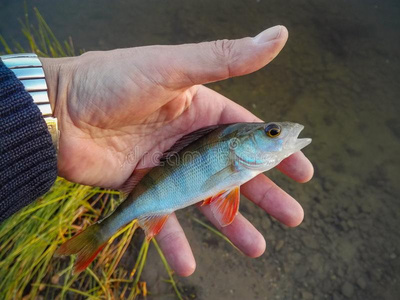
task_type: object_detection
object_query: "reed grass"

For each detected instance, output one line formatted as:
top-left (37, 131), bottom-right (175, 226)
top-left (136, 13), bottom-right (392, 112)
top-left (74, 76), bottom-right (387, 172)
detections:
top-left (0, 8), bottom-right (184, 300)
top-left (191, 217), bottom-right (241, 253)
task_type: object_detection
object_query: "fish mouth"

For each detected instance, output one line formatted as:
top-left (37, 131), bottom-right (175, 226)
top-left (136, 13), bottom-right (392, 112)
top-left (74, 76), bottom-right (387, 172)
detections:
top-left (295, 137), bottom-right (312, 150)
top-left (288, 124), bottom-right (312, 152)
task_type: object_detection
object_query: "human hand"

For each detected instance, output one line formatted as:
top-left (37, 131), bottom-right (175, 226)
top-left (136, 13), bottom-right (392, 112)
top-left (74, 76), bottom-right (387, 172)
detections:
top-left (41, 25), bottom-right (313, 276)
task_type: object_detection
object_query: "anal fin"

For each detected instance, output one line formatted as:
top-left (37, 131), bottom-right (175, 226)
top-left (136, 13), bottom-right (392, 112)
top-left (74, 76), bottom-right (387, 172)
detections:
top-left (138, 214), bottom-right (170, 240)
top-left (203, 187), bottom-right (240, 227)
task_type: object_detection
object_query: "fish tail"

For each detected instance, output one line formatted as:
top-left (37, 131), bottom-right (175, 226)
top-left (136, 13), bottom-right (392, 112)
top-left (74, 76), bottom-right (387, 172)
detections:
top-left (54, 223), bottom-right (108, 274)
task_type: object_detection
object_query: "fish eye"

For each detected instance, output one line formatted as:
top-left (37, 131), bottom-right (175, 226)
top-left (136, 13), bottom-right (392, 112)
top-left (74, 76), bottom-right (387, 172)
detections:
top-left (265, 124), bottom-right (281, 138)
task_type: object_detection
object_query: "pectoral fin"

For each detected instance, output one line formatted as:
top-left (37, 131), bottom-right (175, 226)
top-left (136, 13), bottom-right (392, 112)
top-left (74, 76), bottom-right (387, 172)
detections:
top-left (138, 214), bottom-right (170, 240)
top-left (202, 164), bottom-right (238, 192)
top-left (202, 187), bottom-right (240, 227)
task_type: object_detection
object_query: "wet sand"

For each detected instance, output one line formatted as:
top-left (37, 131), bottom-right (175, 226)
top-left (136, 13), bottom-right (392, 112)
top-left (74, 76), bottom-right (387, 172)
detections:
top-left (1, 0), bottom-right (399, 299)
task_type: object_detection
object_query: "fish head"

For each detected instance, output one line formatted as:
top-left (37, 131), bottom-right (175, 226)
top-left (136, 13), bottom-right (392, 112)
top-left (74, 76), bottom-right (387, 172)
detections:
top-left (231, 122), bottom-right (312, 170)
top-left (255, 122), bottom-right (311, 153)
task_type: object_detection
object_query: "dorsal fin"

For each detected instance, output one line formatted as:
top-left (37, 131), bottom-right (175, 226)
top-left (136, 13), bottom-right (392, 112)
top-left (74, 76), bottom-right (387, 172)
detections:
top-left (160, 125), bottom-right (220, 162)
top-left (120, 167), bottom-right (152, 197)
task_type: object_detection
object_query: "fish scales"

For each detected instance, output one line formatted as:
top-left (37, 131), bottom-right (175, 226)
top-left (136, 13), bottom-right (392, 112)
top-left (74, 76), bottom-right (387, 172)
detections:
top-left (55, 122), bottom-right (312, 273)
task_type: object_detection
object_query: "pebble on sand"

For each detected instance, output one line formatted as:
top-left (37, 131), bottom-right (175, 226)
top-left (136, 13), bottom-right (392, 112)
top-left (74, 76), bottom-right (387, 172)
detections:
top-left (301, 236), bottom-right (319, 250)
top-left (341, 282), bottom-right (354, 298)
top-left (275, 240), bottom-right (285, 252)
top-left (301, 290), bottom-right (313, 300)
top-left (356, 277), bottom-right (367, 290)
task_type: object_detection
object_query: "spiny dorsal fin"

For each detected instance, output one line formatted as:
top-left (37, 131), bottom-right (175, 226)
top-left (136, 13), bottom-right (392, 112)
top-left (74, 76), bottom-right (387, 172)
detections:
top-left (160, 125), bottom-right (220, 162)
top-left (120, 167), bottom-right (152, 197)
top-left (120, 126), bottom-right (221, 196)
top-left (202, 187), bottom-right (240, 227)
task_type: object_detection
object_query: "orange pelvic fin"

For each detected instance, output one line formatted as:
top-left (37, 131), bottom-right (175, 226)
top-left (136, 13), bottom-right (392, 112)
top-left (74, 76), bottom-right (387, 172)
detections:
top-left (120, 167), bottom-right (152, 197)
top-left (203, 187), bottom-right (240, 227)
top-left (54, 223), bottom-right (107, 274)
top-left (201, 190), bottom-right (226, 206)
top-left (138, 214), bottom-right (170, 240)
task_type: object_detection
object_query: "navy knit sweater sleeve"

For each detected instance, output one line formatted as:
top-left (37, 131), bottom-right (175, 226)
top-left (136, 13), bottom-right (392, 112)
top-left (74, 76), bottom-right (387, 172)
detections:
top-left (0, 60), bottom-right (57, 222)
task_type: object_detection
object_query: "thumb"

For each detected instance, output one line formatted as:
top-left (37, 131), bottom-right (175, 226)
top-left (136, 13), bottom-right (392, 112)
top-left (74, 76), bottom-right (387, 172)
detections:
top-left (158, 25), bottom-right (288, 88)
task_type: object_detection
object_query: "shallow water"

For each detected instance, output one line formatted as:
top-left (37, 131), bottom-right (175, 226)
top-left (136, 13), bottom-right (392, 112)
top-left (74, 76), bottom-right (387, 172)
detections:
top-left (1, 0), bottom-right (399, 299)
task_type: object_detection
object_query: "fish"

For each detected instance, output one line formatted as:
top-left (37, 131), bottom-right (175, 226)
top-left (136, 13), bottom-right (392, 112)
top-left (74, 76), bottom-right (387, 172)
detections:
top-left (54, 122), bottom-right (311, 273)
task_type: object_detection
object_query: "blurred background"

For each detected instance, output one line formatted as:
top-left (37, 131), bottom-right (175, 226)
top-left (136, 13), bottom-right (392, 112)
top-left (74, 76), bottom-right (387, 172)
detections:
top-left (1, 0), bottom-right (399, 299)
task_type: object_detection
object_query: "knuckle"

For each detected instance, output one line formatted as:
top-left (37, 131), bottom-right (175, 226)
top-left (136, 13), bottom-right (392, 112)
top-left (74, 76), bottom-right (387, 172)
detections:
top-left (259, 184), bottom-right (274, 206)
top-left (79, 50), bottom-right (100, 58)
top-left (211, 39), bottom-right (236, 60)
top-left (157, 229), bottom-right (182, 245)
top-left (210, 39), bottom-right (238, 78)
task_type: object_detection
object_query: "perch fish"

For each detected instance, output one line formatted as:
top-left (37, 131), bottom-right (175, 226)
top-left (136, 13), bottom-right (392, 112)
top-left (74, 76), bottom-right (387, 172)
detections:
top-left (55, 122), bottom-right (312, 273)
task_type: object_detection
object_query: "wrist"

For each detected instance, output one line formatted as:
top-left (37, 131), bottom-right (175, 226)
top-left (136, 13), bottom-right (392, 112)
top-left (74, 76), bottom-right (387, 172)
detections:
top-left (39, 57), bottom-right (74, 118)
top-left (1, 54), bottom-right (65, 150)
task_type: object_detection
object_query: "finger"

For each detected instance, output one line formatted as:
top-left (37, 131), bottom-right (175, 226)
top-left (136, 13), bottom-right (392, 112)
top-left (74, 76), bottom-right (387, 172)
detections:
top-left (156, 213), bottom-right (196, 277)
top-left (198, 206), bottom-right (266, 258)
top-left (241, 174), bottom-right (304, 227)
top-left (157, 25), bottom-right (288, 88)
top-left (277, 151), bottom-right (314, 183)
top-left (193, 86), bottom-right (262, 124)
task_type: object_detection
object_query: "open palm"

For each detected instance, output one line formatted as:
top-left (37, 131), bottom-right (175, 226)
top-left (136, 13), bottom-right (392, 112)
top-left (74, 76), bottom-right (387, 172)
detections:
top-left (42, 26), bottom-right (313, 276)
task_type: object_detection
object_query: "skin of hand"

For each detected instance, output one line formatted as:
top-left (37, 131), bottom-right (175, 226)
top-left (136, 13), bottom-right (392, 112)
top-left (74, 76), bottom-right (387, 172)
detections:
top-left (40, 25), bottom-right (313, 276)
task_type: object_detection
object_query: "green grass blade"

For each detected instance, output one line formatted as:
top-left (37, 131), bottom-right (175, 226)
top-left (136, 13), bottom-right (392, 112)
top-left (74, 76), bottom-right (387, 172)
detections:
top-left (192, 216), bottom-right (242, 253)
top-left (152, 239), bottom-right (183, 300)
top-left (0, 35), bottom-right (13, 54)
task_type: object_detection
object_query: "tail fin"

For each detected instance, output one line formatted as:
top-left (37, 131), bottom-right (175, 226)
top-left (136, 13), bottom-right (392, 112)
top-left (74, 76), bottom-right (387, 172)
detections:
top-left (54, 223), bottom-right (108, 274)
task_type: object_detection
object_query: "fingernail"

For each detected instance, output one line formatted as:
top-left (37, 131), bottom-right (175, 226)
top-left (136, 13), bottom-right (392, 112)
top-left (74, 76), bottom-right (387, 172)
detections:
top-left (253, 25), bottom-right (283, 44)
